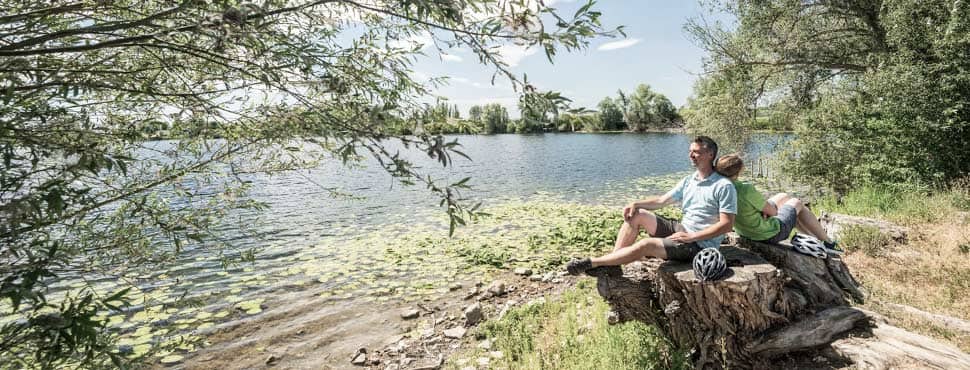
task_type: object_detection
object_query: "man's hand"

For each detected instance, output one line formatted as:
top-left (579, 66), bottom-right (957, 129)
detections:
top-left (668, 231), bottom-right (695, 243)
top-left (623, 203), bottom-right (638, 220)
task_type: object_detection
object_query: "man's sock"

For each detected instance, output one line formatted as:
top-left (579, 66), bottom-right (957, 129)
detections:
top-left (566, 258), bottom-right (593, 276)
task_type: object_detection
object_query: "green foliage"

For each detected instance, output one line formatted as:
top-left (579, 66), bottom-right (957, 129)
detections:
top-left (812, 185), bottom-right (967, 224)
top-left (623, 84), bottom-right (680, 131)
top-left (688, 0), bottom-right (970, 191)
top-left (527, 210), bottom-right (622, 269)
top-left (0, 0), bottom-right (621, 365)
top-left (462, 279), bottom-right (689, 370)
top-left (596, 97), bottom-right (625, 131)
top-left (839, 225), bottom-right (894, 258)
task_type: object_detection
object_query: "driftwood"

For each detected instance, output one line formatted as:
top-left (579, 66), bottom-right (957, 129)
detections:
top-left (588, 237), bottom-right (970, 369)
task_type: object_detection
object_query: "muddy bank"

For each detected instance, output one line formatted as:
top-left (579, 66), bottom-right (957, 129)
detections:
top-left (180, 269), bottom-right (575, 369)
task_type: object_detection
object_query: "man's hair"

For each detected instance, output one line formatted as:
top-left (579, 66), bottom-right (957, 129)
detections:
top-left (715, 154), bottom-right (744, 178)
top-left (693, 136), bottom-right (718, 158)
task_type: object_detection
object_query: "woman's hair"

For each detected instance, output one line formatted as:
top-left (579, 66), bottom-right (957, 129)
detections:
top-left (715, 154), bottom-right (744, 178)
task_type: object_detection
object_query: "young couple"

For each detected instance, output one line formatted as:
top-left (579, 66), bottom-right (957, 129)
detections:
top-left (566, 136), bottom-right (838, 276)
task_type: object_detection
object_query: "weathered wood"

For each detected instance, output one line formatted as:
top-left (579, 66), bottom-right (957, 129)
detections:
top-left (590, 239), bottom-right (869, 369)
top-left (831, 321), bottom-right (970, 369)
top-left (748, 307), bottom-right (868, 357)
top-left (880, 301), bottom-right (970, 335)
top-left (819, 212), bottom-right (909, 243)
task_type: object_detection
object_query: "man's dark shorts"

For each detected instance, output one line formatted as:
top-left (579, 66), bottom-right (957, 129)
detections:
top-left (653, 215), bottom-right (703, 262)
top-left (763, 201), bottom-right (798, 244)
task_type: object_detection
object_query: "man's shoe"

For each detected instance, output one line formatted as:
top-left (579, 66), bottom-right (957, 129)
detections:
top-left (566, 258), bottom-right (593, 276)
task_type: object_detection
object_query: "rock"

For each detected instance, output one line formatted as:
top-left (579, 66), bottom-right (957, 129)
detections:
top-left (487, 281), bottom-right (506, 296)
top-left (529, 275), bottom-right (543, 282)
top-left (514, 268), bottom-right (533, 276)
top-left (296, 329), bottom-right (305, 335)
top-left (463, 287), bottom-right (479, 300)
top-left (351, 352), bottom-right (366, 366)
top-left (489, 351), bottom-right (504, 359)
top-left (477, 339), bottom-right (493, 350)
top-left (401, 308), bottom-right (420, 320)
top-left (444, 327), bottom-right (467, 339)
top-left (449, 283), bottom-right (463, 291)
top-left (265, 355), bottom-right (279, 365)
top-left (400, 357), bottom-right (414, 366)
top-left (463, 303), bottom-right (483, 326)
top-left (385, 365), bottom-right (400, 370)
top-left (421, 328), bottom-right (435, 339)
top-left (551, 278), bottom-right (563, 284)
top-left (542, 271), bottom-right (556, 282)
top-left (477, 357), bottom-right (490, 367)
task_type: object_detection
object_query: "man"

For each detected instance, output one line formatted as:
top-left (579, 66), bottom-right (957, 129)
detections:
top-left (566, 136), bottom-right (737, 275)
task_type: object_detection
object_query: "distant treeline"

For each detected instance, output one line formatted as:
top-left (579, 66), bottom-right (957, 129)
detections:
top-left (399, 84), bottom-right (683, 135)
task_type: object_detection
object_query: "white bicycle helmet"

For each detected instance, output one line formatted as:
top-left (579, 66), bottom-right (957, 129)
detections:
top-left (692, 248), bottom-right (727, 281)
top-left (791, 234), bottom-right (828, 259)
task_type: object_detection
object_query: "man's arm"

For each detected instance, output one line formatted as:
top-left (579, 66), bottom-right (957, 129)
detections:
top-left (623, 194), bottom-right (676, 220)
top-left (669, 212), bottom-right (735, 243)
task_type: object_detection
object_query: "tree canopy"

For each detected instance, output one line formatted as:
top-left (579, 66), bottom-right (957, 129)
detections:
top-left (685, 0), bottom-right (970, 192)
top-left (0, 0), bottom-right (619, 366)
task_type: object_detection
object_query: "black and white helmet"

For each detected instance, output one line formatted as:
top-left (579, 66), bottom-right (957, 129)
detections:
top-left (692, 248), bottom-right (727, 282)
top-left (791, 234), bottom-right (828, 259)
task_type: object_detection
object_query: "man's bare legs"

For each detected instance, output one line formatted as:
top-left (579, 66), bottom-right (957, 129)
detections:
top-left (614, 209), bottom-right (659, 251)
top-left (594, 238), bottom-right (667, 267)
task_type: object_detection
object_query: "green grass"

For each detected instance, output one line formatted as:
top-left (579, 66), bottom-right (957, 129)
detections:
top-left (813, 184), bottom-right (970, 224)
top-left (838, 225), bottom-right (895, 257)
top-left (447, 279), bottom-right (690, 370)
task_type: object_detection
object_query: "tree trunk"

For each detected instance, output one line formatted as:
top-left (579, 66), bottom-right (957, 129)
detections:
top-left (588, 237), bottom-right (969, 369)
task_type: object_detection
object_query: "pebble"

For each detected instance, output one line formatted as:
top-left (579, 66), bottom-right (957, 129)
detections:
top-left (351, 352), bottom-right (366, 365)
top-left (477, 339), bottom-right (493, 350)
top-left (265, 355), bottom-right (279, 365)
top-left (400, 308), bottom-right (420, 320)
top-left (513, 267), bottom-right (533, 276)
top-left (542, 272), bottom-right (556, 282)
top-left (463, 303), bottom-right (483, 326)
top-left (529, 275), bottom-right (543, 282)
top-left (487, 281), bottom-right (506, 296)
top-left (443, 327), bottom-right (467, 339)
top-left (449, 283), bottom-right (463, 291)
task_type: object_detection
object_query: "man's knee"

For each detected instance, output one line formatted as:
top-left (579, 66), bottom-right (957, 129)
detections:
top-left (627, 209), bottom-right (657, 229)
top-left (632, 238), bottom-right (664, 257)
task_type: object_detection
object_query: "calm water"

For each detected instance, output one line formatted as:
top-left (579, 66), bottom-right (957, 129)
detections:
top-left (146, 133), bottom-right (790, 299)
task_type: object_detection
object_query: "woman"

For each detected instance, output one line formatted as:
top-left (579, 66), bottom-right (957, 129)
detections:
top-left (714, 154), bottom-right (841, 253)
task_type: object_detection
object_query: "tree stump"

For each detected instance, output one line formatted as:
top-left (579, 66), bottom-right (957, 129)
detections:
top-left (587, 237), bottom-right (969, 369)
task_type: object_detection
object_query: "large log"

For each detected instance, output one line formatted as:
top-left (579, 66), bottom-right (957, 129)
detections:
top-left (588, 239), bottom-right (870, 369)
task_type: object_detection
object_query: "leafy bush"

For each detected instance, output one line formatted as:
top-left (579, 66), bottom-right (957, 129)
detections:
top-left (839, 225), bottom-right (895, 257)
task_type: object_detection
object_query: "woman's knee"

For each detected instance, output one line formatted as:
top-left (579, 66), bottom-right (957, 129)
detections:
top-left (769, 192), bottom-right (790, 204)
top-left (784, 197), bottom-right (804, 212)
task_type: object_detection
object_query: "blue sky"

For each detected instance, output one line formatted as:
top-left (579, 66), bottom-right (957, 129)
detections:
top-left (409, 1), bottom-right (732, 118)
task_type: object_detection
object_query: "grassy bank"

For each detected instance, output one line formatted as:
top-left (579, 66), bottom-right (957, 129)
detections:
top-left (446, 279), bottom-right (690, 370)
top-left (812, 185), bottom-right (970, 351)
top-left (444, 185), bottom-right (970, 369)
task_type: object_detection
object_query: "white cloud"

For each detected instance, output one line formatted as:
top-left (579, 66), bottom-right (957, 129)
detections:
top-left (597, 38), bottom-right (641, 51)
top-left (451, 77), bottom-right (471, 84)
top-left (441, 54), bottom-right (463, 62)
top-left (496, 44), bottom-right (536, 67)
